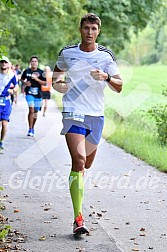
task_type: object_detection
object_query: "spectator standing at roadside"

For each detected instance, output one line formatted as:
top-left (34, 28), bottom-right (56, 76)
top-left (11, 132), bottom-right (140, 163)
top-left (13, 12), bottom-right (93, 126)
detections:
top-left (41, 65), bottom-right (52, 117)
top-left (0, 56), bottom-right (18, 149)
top-left (52, 13), bottom-right (123, 236)
top-left (21, 56), bottom-right (46, 137)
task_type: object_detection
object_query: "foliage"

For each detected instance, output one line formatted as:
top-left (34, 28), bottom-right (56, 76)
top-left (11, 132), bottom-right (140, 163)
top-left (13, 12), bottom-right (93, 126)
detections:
top-left (0, 0), bottom-right (164, 65)
top-left (0, 0), bottom-right (87, 65)
top-left (0, 185), bottom-right (11, 242)
top-left (1, 0), bottom-right (17, 8)
top-left (118, 1), bottom-right (167, 65)
top-left (0, 0), bottom-right (17, 56)
top-left (84, 0), bottom-right (162, 52)
top-left (0, 226), bottom-right (11, 241)
top-left (141, 51), bottom-right (159, 65)
top-left (147, 86), bottom-right (167, 145)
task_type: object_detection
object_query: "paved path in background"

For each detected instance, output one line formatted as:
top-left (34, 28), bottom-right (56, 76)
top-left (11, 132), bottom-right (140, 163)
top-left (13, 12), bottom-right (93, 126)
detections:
top-left (0, 95), bottom-right (167, 252)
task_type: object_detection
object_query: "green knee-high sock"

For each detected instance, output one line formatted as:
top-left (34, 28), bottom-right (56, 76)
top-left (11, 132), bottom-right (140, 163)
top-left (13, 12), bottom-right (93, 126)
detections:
top-left (69, 171), bottom-right (84, 219)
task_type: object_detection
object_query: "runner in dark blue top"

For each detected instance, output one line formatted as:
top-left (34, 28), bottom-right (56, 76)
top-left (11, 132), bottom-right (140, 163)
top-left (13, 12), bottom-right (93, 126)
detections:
top-left (21, 56), bottom-right (46, 137)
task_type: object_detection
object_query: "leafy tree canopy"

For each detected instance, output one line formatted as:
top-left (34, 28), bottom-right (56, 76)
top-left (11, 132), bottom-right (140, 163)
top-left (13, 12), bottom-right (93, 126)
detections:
top-left (0, 0), bottom-right (164, 66)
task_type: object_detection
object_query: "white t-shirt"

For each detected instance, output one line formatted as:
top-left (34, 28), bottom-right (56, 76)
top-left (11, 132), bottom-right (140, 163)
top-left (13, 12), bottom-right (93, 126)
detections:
top-left (0, 71), bottom-right (16, 96)
top-left (56, 43), bottom-right (119, 116)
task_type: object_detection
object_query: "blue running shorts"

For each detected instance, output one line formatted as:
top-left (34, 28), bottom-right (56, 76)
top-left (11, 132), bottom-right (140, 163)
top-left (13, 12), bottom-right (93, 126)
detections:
top-left (61, 114), bottom-right (104, 144)
top-left (0, 99), bottom-right (12, 122)
top-left (26, 95), bottom-right (42, 111)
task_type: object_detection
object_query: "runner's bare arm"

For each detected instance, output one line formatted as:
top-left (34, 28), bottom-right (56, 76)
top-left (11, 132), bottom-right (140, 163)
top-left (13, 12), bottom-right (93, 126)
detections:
top-left (8, 84), bottom-right (19, 94)
top-left (52, 65), bottom-right (68, 93)
top-left (90, 70), bottom-right (122, 93)
top-left (106, 74), bottom-right (123, 93)
top-left (20, 78), bottom-right (31, 87)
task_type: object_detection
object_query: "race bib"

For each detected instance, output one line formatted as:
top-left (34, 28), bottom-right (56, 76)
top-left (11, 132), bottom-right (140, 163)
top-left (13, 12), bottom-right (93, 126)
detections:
top-left (63, 112), bottom-right (85, 122)
top-left (28, 87), bottom-right (38, 95)
top-left (0, 97), bottom-right (6, 106)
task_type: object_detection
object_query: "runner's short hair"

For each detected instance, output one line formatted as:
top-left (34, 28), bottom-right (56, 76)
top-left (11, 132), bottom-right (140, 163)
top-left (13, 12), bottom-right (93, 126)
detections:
top-left (29, 55), bottom-right (39, 62)
top-left (80, 13), bottom-right (101, 28)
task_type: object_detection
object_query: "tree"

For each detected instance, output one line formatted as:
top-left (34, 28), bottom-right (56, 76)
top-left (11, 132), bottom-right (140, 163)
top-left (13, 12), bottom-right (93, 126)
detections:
top-left (0, 0), bottom-right (164, 65)
top-left (84, 0), bottom-right (162, 52)
top-left (0, 0), bottom-right (18, 56)
top-left (0, 0), bottom-right (87, 65)
top-left (118, 1), bottom-right (167, 65)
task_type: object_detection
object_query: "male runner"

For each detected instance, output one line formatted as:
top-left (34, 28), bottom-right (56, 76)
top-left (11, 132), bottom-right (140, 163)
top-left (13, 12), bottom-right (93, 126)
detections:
top-left (52, 13), bottom-right (123, 236)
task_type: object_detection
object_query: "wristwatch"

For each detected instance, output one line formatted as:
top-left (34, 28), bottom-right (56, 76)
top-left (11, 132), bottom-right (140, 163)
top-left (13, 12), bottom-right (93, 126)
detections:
top-left (106, 73), bottom-right (111, 82)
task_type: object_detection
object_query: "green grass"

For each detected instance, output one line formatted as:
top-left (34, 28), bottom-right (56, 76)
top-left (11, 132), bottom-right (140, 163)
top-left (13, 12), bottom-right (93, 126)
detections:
top-left (120, 64), bottom-right (167, 94)
top-left (103, 121), bottom-right (167, 172)
top-left (103, 64), bottom-right (167, 172)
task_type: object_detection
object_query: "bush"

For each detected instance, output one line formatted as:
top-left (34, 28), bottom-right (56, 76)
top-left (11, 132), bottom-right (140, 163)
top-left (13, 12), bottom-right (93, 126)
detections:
top-left (141, 52), bottom-right (159, 65)
top-left (147, 87), bottom-right (167, 145)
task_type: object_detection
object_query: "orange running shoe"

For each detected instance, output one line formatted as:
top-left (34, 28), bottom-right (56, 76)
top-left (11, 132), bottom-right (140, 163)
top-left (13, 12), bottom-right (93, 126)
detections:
top-left (73, 213), bottom-right (89, 236)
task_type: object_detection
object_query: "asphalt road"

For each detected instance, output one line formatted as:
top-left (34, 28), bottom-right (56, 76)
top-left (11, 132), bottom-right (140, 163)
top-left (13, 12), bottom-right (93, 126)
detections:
top-left (0, 95), bottom-right (167, 252)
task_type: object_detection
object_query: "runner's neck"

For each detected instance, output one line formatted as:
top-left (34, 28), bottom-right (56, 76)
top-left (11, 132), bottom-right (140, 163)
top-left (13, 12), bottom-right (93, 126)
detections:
top-left (79, 42), bottom-right (97, 52)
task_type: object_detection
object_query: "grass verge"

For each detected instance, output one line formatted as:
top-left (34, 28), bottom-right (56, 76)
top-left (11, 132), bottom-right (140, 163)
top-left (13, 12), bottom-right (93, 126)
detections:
top-left (103, 116), bottom-right (167, 172)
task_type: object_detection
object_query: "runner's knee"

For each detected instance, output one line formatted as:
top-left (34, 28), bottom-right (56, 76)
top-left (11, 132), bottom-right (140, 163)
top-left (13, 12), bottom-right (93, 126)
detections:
top-left (29, 107), bottom-right (34, 113)
top-left (72, 156), bottom-right (86, 172)
top-left (2, 121), bottom-right (8, 128)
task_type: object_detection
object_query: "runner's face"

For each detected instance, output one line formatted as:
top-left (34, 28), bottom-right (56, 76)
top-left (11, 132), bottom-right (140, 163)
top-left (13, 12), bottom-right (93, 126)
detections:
top-left (0, 61), bottom-right (8, 70)
top-left (80, 21), bottom-right (100, 44)
top-left (30, 58), bottom-right (38, 69)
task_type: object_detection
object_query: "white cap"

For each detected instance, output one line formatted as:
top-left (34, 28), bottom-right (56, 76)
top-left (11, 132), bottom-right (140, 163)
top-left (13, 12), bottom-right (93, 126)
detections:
top-left (0, 55), bottom-right (10, 63)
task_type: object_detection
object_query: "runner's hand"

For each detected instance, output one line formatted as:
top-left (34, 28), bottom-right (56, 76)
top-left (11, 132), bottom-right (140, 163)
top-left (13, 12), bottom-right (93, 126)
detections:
top-left (31, 74), bottom-right (38, 81)
top-left (25, 81), bottom-right (31, 87)
top-left (53, 80), bottom-right (68, 93)
top-left (7, 89), bottom-right (14, 95)
top-left (90, 69), bottom-right (107, 81)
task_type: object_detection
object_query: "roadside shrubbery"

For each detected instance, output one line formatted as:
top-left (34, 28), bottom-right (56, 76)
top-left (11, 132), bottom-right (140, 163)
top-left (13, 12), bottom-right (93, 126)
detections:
top-left (147, 86), bottom-right (167, 145)
top-left (0, 187), bottom-right (11, 243)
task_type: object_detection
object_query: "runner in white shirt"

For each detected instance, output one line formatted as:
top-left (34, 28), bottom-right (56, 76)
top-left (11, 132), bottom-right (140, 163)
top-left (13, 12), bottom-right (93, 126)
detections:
top-left (52, 13), bottom-right (123, 237)
top-left (0, 56), bottom-right (18, 150)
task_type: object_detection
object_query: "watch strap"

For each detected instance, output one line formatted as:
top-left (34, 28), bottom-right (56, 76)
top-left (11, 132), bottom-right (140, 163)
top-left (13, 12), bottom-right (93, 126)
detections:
top-left (106, 73), bottom-right (111, 82)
